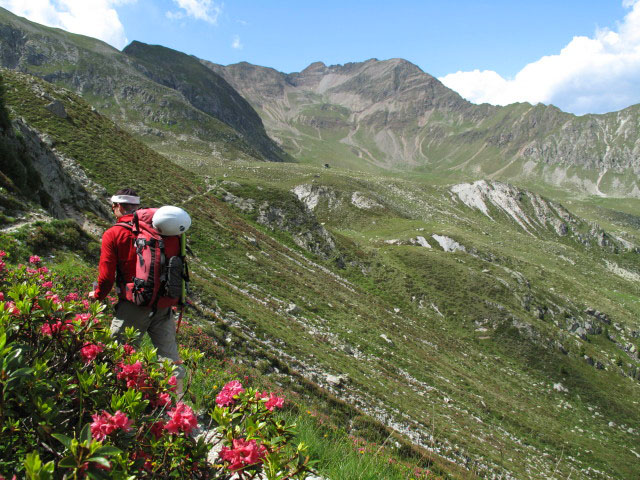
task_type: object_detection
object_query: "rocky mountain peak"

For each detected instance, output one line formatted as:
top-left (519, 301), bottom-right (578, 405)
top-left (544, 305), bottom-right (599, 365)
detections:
top-left (301, 61), bottom-right (327, 73)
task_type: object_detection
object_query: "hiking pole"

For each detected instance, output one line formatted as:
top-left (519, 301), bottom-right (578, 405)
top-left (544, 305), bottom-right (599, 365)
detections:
top-left (176, 233), bottom-right (186, 333)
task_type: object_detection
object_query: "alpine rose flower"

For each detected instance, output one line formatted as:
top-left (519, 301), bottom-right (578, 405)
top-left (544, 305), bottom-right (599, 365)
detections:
top-left (80, 343), bottom-right (104, 364)
top-left (65, 292), bottom-right (80, 302)
top-left (116, 361), bottom-right (148, 389)
top-left (220, 438), bottom-right (267, 471)
top-left (164, 402), bottom-right (198, 435)
top-left (216, 380), bottom-right (245, 407)
top-left (29, 255), bottom-right (41, 264)
top-left (264, 393), bottom-right (285, 411)
top-left (40, 320), bottom-right (74, 336)
top-left (122, 344), bottom-right (136, 356)
top-left (90, 410), bottom-right (132, 441)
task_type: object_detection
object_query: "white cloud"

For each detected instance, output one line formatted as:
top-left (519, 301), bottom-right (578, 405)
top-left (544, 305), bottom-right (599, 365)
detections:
top-left (0, 0), bottom-right (133, 50)
top-left (167, 0), bottom-right (222, 25)
top-left (439, 1), bottom-right (640, 114)
top-left (231, 34), bottom-right (242, 50)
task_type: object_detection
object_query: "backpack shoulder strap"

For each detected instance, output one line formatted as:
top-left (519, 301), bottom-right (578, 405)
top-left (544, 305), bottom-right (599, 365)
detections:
top-left (115, 221), bottom-right (133, 231)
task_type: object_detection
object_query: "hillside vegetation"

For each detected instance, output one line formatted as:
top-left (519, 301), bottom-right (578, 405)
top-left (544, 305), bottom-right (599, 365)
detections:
top-left (0, 7), bottom-right (290, 164)
top-left (1, 68), bottom-right (639, 480)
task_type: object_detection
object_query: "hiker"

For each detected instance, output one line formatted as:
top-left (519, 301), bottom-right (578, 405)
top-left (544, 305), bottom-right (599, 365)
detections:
top-left (88, 188), bottom-right (185, 395)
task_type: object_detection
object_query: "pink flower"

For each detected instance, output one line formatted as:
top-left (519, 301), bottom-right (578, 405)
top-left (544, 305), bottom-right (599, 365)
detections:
top-left (65, 292), bottom-right (80, 302)
top-left (116, 361), bottom-right (148, 389)
top-left (167, 375), bottom-right (177, 392)
top-left (0, 292), bottom-right (4, 301)
top-left (90, 410), bottom-right (132, 441)
top-left (41, 319), bottom-right (74, 336)
top-left (123, 344), bottom-right (136, 356)
top-left (91, 412), bottom-right (117, 441)
top-left (29, 255), bottom-right (41, 264)
top-left (164, 402), bottom-right (198, 435)
top-left (4, 301), bottom-right (19, 316)
top-left (38, 266), bottom-right (49, 274)
top-left (74, 313), bottom-right (92, 325)
top-left (81, 299), bottom-right (90, 310)
top-left (0, 250), bottom-right (6, 258)
top-left (0, 260), bottom-right (5, 273)
top-left (153, 392), bottom-right (171, 408)
top-left (26, 268), bottom-right (38, 275)
top-left (80, 343), bottom-right (104, 364)
top-left (264, 393), bottom-right (285, 411)
top-left (215, 380), bottom-right (245, 407)
top-left (219, 438), bottom-right (267, 471)
top-left (42, 281), bottom-right (53, 289)
top-left (111, 410), bottom-right (133, 431)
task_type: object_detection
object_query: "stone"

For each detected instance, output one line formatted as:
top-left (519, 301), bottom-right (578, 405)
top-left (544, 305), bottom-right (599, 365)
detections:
top-left (575, 327), bottom-right (588, 340)
top-left (285, 303), bottom-right (300, 315)
top-left (380, 334), bottom-right (394, 345)
top-left (326, 374), bottom-right (346, 387)
top-left (553, 383), bottom-right (568, 393)
top-left (244, 235), bottom-right (258, 246)
top-left (414, 236), bottom-right (431, 248)
top-left (45, 100), bottom-right (67, 119)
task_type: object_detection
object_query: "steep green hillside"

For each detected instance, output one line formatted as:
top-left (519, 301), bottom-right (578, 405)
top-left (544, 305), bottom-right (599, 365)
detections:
top-left (2, 69), bottom-right (639, 480)
top-left (0, 7), bottom-right (289, 164)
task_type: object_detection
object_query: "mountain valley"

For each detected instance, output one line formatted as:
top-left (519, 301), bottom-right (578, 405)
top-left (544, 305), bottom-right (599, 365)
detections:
top-left (1, 8), bottom-right (639, 480)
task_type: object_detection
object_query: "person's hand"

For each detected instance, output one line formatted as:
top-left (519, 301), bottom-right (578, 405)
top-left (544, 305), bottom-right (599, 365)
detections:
top-left (88, 290), bottom-right (97, 300)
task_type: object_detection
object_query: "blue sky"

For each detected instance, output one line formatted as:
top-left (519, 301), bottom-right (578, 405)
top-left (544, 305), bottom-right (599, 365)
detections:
top-left (115, 1), bottom-right (626, 77)
top-left (2, 1), bottom-right (639, 114)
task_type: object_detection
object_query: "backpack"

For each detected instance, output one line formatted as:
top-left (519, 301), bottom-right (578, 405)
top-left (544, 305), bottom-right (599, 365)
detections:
top-left (116, 207), bottom-right (189, 310)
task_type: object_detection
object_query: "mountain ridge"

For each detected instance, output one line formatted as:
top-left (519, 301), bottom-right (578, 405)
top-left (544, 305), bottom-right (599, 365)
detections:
top-left (204, 58), bottom-right (640, 196)
top-left (0, 7), bottom-right (290, 163)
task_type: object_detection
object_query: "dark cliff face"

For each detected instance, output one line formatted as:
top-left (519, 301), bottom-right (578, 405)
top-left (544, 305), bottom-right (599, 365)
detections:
top-left (0, 8), bottom-right (290, 163)
top-left (122, 41), bottom-right (289, 162)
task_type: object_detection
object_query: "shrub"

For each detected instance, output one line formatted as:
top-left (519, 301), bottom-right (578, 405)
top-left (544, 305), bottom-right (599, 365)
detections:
top-left (0, 251), bottom-right (312, 479)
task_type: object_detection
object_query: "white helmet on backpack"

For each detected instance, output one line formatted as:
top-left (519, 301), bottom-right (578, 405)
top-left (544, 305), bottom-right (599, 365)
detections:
top-left (152, 206), bottom-right (191, 236)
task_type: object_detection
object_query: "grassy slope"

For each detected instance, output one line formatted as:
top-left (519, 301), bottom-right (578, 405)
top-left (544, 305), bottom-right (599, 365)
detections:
top-left (3, 69), bottom-right (639, 479)
top-left (0, 8), bottom-right (273, 164)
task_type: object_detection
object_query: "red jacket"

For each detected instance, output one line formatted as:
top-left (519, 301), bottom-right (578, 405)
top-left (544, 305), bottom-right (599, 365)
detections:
top-left (94, 214), bottom-right (137, 301)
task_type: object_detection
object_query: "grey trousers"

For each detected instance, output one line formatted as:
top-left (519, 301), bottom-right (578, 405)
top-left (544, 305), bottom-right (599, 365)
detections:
top-left (110, 301), bottom-right (185, 379)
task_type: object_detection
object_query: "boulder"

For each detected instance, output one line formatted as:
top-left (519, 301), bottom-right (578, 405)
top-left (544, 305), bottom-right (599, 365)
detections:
top-left (285, 303), bottom-right (300, 315)
top-left (45, 100), bottom-right (67, 119)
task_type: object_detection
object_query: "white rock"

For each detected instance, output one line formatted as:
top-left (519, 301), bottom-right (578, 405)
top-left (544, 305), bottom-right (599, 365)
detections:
top-left (351, 191), bottom-right (383, 210)
top-left (431, 234), bottom-right (466, 253)
top-left (553, 383), bottom-right (568, 393)
top-left (414, 236), bottom-right (431, 248)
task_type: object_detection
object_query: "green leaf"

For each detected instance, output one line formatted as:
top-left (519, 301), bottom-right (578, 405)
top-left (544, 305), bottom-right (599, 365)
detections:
top-left (87, 456), bottom-right (111, 468)
top-left (93, 445), bottom-right (122, 457)
top-left (58, 455), bottom-right (77, 468)
top-left (10, 367), bottom-right (33, 378)
top-left (80, 423), bottom-right (92, 443)
top-left (24, 451), bottom-right (42, 475)
top-left (52, 433), bottom-right (73, 449)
